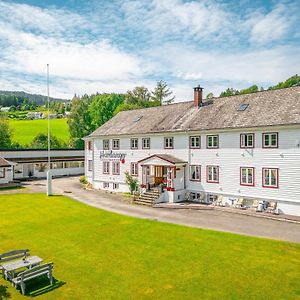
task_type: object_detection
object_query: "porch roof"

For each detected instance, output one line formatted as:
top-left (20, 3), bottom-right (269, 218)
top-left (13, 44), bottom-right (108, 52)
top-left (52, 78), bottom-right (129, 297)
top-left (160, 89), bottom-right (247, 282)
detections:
top-left (0, 157), bottom-right (12, 167)
top-left (138, 154), bottom-right (187, 166)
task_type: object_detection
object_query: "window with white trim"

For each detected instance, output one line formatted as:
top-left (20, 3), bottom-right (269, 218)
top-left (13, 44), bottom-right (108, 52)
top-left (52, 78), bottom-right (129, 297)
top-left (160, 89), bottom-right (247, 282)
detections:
top-left (240, 133), bottom-right (254, 148)
top-left (103, 162), bottom-right (109, 174)
top-left (131, 138), bottom-right (138, 149)
top-left (88, 160), bottom-right (93, 171)
top-left (0, 168), bottom-right (5, 178)
top-left (240, 167), bottom-right (254, 186)
top-left (207, 135), bottom-right (219, 148)
top-left (87, 141), bottom-right (92, 150)
top-left (113, 183), bottom-right (119, 190)
top-left (142, 138), bottom-right (150, 149)
top-left (190, 165), bottom-right (201, 181)
top-left (103, 139), bottom-right (110, 150)
top-left (112, 162), bottom-right (120, 175)
top-left (263, 133), bottom-right (278, 148)
top-left (207, 166), bottom-right (219, 183)
top-left (131, 163), bottom-right (138, 176)
top-left (112, 139), bottom-right (119, 150)
top-left (103, 182), bottom-right (109, 188)
top-left (263, 168), bottom-right (278, 188)
top-left (164, 137), bottom-right (174, 149)
top-left (190, 136), bottom-right (201, 149)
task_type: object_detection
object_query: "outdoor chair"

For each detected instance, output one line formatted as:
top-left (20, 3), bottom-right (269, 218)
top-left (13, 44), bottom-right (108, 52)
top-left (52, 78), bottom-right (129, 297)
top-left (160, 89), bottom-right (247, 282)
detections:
top-left (184, 192), bottom-right (192, 201)
top-left (235, 198), bottom-right (245, 209)
top-left (266, 201), bottom-right (278, 214)
top-left (251, 199), bottom-right (259, 210)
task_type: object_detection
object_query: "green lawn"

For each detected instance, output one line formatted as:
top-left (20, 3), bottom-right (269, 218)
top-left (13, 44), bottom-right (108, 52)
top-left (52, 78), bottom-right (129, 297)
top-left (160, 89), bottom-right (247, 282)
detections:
top-left (0, 193), bottom-right (299, 300)
top-left (9, 119), bottom-right (70, 146)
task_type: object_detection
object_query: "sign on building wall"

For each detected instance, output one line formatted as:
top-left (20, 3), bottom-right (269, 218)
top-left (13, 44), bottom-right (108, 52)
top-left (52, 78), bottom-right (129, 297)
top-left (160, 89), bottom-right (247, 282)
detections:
top-left (99, 151), bottom-right (127, 163)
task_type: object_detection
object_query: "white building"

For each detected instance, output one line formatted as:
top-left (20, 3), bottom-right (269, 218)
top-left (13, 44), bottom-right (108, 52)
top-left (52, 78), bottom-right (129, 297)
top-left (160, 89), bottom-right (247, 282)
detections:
top-left (0, 107), bottom-right (11, 113)
top-left (0, 149), bottom-right (84, 179)
top-left (27, 112), bottom-right (45, 119)
top-left (0, 157), bottom-right (13, 185)
top-left (84, 85), bottom-right (300, 216)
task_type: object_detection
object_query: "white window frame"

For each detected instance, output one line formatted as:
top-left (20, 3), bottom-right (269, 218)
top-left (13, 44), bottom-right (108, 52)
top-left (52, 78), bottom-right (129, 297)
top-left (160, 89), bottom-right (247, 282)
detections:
top-left (207, 165), bottom-right (219, 183)
top-left (164, 137), bottom-right (174, 149)
top-left (262, 168), bottom-right (279, 188)
top-left (103, 182), bottom-right (109, 188)
top-left (112, 162), bottom-right (120, 175)
top-left (240, 133), bottom-right (254, 148)
top-left (88, 160), bottom-right (93, 171)
top-left (207, 135), bottom-right (219, 149)
top-left (190, 136), bottom-right (201, 149)
top-left (131, 138), bottom-right (138, 150)
top-left (103, 139), bottom-right (110, 150)
top-left (131, 163), bottom-right (138, 176)
top-left (190, 165), bottom-right (201, 181)
top-left (112, 139), bottom-right (120, 150)
top-left (240, 167), bottom-right (254, 186)
top-left (103, 162), bottom-right (110, 174)
top-left (263, 133), bottom-right (278, 148)
top-left (113, 183), bottom-right (119, 190)
top-left (142, 138), bottom-right (150, 149)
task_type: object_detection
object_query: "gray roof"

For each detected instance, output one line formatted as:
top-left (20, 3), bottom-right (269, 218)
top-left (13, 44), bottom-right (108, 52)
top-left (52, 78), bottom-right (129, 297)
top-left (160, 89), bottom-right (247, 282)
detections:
top-left (0, 157), bottom-right (12, 167)
top-left (138, 154), bottom-right (187, 165)
top-left (89, 86), bottom-right (300, 137)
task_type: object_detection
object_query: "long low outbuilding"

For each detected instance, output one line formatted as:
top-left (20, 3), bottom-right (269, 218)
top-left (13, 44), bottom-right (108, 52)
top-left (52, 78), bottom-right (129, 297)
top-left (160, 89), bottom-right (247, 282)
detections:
top-left (0, 149), bottom-right (84, 181)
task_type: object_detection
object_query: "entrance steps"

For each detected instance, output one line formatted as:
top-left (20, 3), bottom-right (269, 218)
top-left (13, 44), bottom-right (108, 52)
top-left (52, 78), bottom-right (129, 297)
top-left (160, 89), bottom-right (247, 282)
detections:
top-left (134, 190), bottom-right (160, 206)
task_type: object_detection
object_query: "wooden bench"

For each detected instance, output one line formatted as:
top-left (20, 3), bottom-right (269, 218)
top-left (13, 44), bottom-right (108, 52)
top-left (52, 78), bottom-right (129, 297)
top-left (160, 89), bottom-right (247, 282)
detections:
top-left (0, 249), bottom-right (29, 279)
top-left (12, 262), bottom-right (53, 295)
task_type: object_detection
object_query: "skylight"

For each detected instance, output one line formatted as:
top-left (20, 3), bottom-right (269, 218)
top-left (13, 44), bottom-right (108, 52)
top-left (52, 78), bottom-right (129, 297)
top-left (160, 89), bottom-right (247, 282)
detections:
top-left (238, 103), bottom-right (248, 111)
top-left (133, 116), bottom-right (143, 122)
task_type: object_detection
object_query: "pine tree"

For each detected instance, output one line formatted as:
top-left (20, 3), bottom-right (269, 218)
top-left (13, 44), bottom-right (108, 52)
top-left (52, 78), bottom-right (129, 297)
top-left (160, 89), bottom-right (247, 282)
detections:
top-left (151, 81), bottom-right (175, 105)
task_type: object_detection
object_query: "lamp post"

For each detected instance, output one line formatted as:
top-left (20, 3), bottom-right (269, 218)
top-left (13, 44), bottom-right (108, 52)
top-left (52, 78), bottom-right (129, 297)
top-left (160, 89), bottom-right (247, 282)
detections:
top-left (46, 63), bottom-right (52, 196)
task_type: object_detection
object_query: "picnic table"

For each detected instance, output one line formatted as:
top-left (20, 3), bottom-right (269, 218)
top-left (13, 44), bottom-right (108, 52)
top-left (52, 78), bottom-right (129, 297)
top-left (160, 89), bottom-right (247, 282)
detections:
top-left (1, 256), bottom-right (43, 280)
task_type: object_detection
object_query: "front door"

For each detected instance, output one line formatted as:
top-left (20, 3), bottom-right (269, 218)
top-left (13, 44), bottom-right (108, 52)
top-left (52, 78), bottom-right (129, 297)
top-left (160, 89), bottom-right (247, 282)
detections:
top-left (154, 166), bottom-right (164, 185)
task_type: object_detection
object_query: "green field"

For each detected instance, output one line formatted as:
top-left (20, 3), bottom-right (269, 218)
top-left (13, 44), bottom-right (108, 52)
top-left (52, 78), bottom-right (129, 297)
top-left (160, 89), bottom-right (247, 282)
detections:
top-left (9, 119), bottom-right (70, 146)
top-left (0, 193), bottom-right (299, 299)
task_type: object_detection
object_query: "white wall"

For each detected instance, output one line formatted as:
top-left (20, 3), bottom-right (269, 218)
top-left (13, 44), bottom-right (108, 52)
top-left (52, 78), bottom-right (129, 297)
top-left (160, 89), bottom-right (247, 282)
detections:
top-left (85, 125), bottom-right (300, 215)
top-left (0, 167), bottom-right (13, 185)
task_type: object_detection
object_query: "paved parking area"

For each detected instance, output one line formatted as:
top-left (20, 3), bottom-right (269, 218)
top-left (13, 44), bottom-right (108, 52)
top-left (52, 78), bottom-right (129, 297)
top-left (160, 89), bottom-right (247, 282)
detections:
top-left (17, 176), bottom-right (300, 243)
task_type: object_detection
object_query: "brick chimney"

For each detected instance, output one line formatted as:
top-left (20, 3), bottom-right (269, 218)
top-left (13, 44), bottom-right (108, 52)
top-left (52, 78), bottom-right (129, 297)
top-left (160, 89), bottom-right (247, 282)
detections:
top-left (194, 85), bottom-right (203, 107)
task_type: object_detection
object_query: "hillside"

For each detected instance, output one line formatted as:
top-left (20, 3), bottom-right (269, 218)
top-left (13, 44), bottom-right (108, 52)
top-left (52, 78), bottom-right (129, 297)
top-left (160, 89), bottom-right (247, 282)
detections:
top-left (0, 90), bottom-right (69, 107)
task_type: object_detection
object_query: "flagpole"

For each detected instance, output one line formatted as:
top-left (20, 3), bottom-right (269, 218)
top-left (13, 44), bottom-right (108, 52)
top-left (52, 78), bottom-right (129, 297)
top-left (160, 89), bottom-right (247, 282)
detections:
top-left (47, 63), bottom-right (52, 196)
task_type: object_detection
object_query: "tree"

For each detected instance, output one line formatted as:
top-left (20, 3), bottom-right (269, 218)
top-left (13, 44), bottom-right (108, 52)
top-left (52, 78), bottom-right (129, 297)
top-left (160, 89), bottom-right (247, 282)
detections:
top-left (0, 117), bottom-right (12, 149)
top-left (219, 88), bottom-right (238, 97)
top-left (68, 96), bottom-right (92, 149)
top-left (206, 92), bottom-right (214, 99)
top-left (125, 171), bottom-right (139, 194)
top-left (151, 80), bottom-right (175, 105)
top-left (30, 133), bottom-right (64, 149)
top-left (125, 86), bottom-right (151, 104)
top-left (89, 94), bottom-right (124, 129)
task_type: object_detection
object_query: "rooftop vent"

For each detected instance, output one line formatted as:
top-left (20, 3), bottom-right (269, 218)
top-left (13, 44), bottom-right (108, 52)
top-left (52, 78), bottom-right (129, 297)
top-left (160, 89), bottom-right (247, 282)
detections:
top-left (238, 103), bottom-right (248, 111)
top-left (133, 116), bottom-right (143, 122)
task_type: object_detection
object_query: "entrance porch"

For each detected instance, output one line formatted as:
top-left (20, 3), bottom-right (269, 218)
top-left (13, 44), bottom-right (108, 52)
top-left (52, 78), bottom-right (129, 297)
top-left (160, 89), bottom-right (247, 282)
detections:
top-left (138, 154), bottom-right (187, 203)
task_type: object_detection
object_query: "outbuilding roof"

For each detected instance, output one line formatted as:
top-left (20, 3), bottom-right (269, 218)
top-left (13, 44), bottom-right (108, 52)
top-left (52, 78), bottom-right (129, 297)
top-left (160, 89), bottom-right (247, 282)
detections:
top-left (89, 86), bottom-right (300, 137)
top-left (0, 157), bottom-right (12, 167)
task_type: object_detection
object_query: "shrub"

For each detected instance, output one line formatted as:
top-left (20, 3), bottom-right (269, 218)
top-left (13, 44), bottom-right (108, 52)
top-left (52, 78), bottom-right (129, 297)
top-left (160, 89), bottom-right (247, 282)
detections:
top-left (125, 171), bottom-right (139, 194)
top-left (79, 175), bottom-right (88, 184)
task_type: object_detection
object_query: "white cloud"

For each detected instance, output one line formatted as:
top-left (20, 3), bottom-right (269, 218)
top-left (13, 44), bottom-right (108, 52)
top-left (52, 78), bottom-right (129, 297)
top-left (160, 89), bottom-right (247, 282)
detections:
top-left (249, 4), bottom-right (296, 44)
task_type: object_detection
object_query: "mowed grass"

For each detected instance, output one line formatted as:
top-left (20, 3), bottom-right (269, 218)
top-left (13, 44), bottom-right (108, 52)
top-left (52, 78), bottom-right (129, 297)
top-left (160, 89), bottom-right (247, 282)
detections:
top-left (0, 194), bottom-right (300, 300)
top-left (9, 119), bottom-right (70, 145)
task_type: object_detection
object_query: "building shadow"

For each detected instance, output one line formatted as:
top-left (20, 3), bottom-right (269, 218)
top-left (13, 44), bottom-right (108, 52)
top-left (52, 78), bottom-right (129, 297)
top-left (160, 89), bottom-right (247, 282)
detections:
top-left (19, 277), bottom-right (66, 297)
top-left (0, 284), bottom-right (11, 300)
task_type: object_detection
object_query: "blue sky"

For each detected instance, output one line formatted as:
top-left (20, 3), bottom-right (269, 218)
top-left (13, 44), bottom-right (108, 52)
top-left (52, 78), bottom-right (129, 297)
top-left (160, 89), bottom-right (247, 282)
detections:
top-left (0, 0), bottom-right (299, 100)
